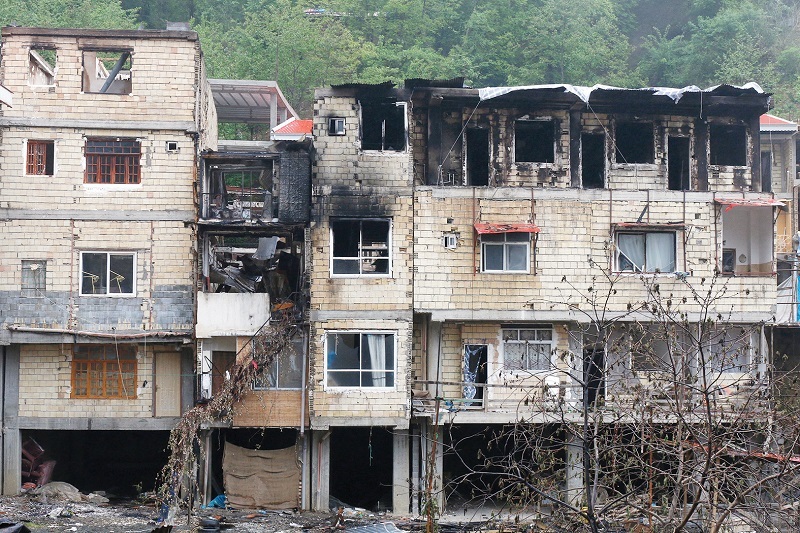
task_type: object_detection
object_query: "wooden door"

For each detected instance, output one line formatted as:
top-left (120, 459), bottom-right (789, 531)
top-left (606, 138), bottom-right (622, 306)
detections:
top-left (155, 352), bottom-right (181, 417)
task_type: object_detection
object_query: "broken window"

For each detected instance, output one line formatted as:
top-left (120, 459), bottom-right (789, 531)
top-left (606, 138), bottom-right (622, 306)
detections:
top-left (80, 252), bottom-right (135, 295)
top-left (328, 117), bottom-right (345, 136)
top-left (82, 50), bottom-right (132, 94)
top-left (326, 332), bottom-right (395, 387)
top-left (21, 260), bottom-right (46, 297)
top-left (253, 333), bottom-right (304, 390)
top-left (719, 203), bottom-right (773, 274)
top-left (668, 136), bottom-right (691, 190)
top-left (72, 344), bottom-right (137, 399)
top-left (616, 231), bottom-right (676, 273)
top-left (206, 161), bottom-right (274, 220)
top-left (29, 47), bottom-right (56, 86)
top-left (26, 140), bottom-right (54, 176)
top-left (463, 344), bottom-right (488, 405)
top-left (703, 327), bottom-right (751, 373)
top-left (331, 219), bottom-right (391, 276)
top-left (582, 133), bottom-right (605, 188)
top-left (85, 138), bottom-right (141, 184)
top-left (515, 120), bottom-right (555, 163)
top-left (710, 124), bottom-right (747, 166)
top-left (502, 327), bottom-right (552, 371)
top-left (615, 122), bottom-right (654, 164)
top-left (360, 101), bottom-right (406, 151)
top-left (481, 232), bottom-right (530, 273)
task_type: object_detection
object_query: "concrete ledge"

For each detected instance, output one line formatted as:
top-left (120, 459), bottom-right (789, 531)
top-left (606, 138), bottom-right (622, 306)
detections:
top-left (17, 416), bottom-right (182, 431)
top-left (0, 209), bottom-right (195, 222)
top-left (311, 310), bottom-right (413, 321)
top-left (310, 416), bottom-right (409, 430)
top-left (0, 117), bottom-right (196, 131)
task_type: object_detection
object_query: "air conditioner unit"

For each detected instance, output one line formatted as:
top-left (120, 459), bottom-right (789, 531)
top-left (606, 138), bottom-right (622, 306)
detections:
top-left (165, 141), bottom-right (179, 153)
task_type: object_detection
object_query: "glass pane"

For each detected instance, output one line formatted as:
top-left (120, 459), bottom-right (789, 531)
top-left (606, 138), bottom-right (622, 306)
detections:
top-left (528, 344), bottom-right (550, 370)
top-left (82, 253), bottom-right (107, 294)
top-left (504, 343), bottom-right (526, 370)
top-left (645, 233), bottom-right (676, 273)
top-left (506, 243), bottom-right (528, 271)
top-left (368, 371), bottom-right (394, 387)
top-left (483, 244), bottom-right (504, 271)
top-left (331, 220), bottom-right (359, 257)
top-left (333, 259), bottom-right (361, 274)
top-left (502, 330), bottom-right (518, 341)
top-left (277, 339), bottom-right (303, 389)
top-left (618, 234), bottom-right (645, 271)
top-left (327, 334), bottom-right (359, 370)
top-left (537, 329), bottom-right (553, 341)
top-left (361, 220), bottom-right (389, 248)
top-left (519, 330), bottom-right (537, 341)
top-left (327, 371), bottom-right (360, 387)
top-left (369, 258), bottom-right (390, 274)
top-left (506, 232), bottom-right (530, 242)
top-left (481, 233), bottom-right (504, 243)
top-left (109, 254), bottom-right (134, 293)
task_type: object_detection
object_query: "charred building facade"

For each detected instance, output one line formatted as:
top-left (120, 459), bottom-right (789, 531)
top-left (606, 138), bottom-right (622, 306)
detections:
top-left (310, 81), bottom-right (784, 513)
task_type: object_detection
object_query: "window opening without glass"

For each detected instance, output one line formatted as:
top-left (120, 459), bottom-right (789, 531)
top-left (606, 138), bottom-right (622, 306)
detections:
top-left (710, 124), bottom-right (747, 166)
top-left (82, 50), bottom-right (131, 94)
top-left (331, 219), bottom-right (390, 275)
top-left (515, 120), bottom-right (555, 163)
top-left (29, 47), bottom-right (56, 85)
top-left (615, 122), bottom-right (654, 164)
top-left (360, 101), bottom-right (406, 150)
top-left (326, 332), bottom-right (395, 387)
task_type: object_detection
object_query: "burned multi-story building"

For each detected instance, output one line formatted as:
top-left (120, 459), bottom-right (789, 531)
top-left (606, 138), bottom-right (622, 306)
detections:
top-left (0, 26), bottom-right (216, 494)
top-left (309, 81), bottom-right (782, 513)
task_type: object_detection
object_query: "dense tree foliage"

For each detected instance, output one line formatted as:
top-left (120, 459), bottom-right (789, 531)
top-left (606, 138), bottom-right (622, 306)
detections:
top-left (3, 0), bottom-right (800, 117)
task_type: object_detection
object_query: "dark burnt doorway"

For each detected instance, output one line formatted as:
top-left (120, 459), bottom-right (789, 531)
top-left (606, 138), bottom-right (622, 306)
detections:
top-left (582, 133), bottom-right (605, 188)
top-left (584, 347), bottom-right (605, 406)
top-left (668, 137), bottom-right (691, 190)
top-left (329, 427), bottom-right (393, 511)
top-left (466, 128), bottom-right (490, 186)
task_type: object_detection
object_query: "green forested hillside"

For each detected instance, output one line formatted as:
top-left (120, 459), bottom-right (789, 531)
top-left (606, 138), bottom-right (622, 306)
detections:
top-left (2, 0), bottom-right (799, 118)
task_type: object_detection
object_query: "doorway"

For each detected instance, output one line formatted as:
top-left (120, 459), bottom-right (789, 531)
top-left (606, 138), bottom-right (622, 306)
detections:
top-left (668, 137), bottom-right (691, 190)
top-left (583, 347), bottom-right (605, 406)
top-left (463, 345), bottom-right (488, 406)
top-left (582, 133), bottom-right (605, 188)
top-left (466, 128), bottom-right (489, 186)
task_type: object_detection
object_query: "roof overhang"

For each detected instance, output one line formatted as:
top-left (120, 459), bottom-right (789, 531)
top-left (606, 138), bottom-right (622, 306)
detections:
top-left (210, 79), bottom-right (297, 125)
top-left (474, 222), bottom-right (540, 234)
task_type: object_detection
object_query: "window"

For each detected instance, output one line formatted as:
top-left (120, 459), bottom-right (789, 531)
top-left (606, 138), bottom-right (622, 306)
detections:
top-left (80, 252), bottom-right (135, 295)
top-left (616, 232), bottom-right (676, 273)
top-left (72, 344), bottom-right (137, 399)
top-left (481, 233), bottom-right (530, 272)
top-left (710, 124), bottom-right (747, 166)
top-left (26, 140), bottom-right (54, 176)
top-left (502, 327), bottom-right (553, 371)
top-left (704, 327), bottom-right (751, 373)
top-left (21, 260), bottom-right (46, 297)
top-left (82, 50), bottom-right (132, 94)
top-left (719, 204), bottom-right (773, 275)
top-left (328, 117), bottom-right (345, 135)
top-left (29, 47), bottom-right (55, 86)
top-left (360, 101), bottom-right (406, 151)
top-left (85, 139), bottom-right (141, 184)
top-left (615, 122), bottom-right (654, 164)
top-left (326, 332), bottom-right (395, 387)
top-left (253, 334), bottom-right (304, 390)
top-left (515, 120), bottom-right (555, 163)
top-left (331, 219), bottom-right (391, 275)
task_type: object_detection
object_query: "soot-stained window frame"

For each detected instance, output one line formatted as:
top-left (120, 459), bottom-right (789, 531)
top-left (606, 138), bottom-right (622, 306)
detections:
top-left (515, 119), bottom-right (556, 163)
top-left (614, 121), bottom-right (655, 164)
top-left (359, 100), bottom-right (407, 151)
top-left (710, 124), bottom-right (748, 167)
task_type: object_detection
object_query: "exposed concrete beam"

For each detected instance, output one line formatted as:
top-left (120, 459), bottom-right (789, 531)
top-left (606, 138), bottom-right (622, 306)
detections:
top-left (311, 310), bottom-right (413, 321)
top-left (0, 209), bottom-right (195, 223)
top-left (0, 117), bottom-right (196, 132)
top-left (17, 416), bottom-right (181, 431)
top-left (309, 417), bottom-right (410, 430)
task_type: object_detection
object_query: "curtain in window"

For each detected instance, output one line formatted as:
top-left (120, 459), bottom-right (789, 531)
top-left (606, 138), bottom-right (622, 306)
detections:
top-left (366, 334), bottom-right (387, 386)
top-left (618, 234), bottom-right (645, 271)
top-left (646, 233), bottom-right (675, 272)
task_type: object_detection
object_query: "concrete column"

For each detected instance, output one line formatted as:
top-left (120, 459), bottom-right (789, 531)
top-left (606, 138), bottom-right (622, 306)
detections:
top-left (425, 320), bottom-right (443, 398)
top-left (301, 433), bottom-right (311, 510)
top-left (411, 425), bottom-right (421, 515)
top-left (392, 429), bottom-right (410, 514)
top-left (2, 345), bottom-right (20, 495)
top-left (565, 433), bottom-right (585, 507)
top-left (311, 430), bottom-right (331, 511)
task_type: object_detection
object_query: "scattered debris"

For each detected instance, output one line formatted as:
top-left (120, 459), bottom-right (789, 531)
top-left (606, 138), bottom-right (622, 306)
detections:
top-left (31, 482), bottom-right (82, 503)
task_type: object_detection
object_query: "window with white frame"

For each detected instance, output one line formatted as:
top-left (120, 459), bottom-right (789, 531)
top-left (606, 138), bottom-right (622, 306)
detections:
top-left (502, 326), bottom-right (553, 371)
top-left (481, 232), bottom-right (530, 272)
top-left (703, 326), bottom-right (751, 373)
top-left (253, 333), bottom-right (304, 390)
top-left (80, 252), bottom-right (135, 295)
top-left (616, 231), bottom-right (676, 273)
top-left (326, 332), bottom-right (395, 387)
top-left (331, 219), bottom-right (391, 275)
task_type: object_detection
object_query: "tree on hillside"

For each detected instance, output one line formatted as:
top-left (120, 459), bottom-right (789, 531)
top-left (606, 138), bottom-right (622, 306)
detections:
top-left (0, 0), bottom-right (138, 29)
